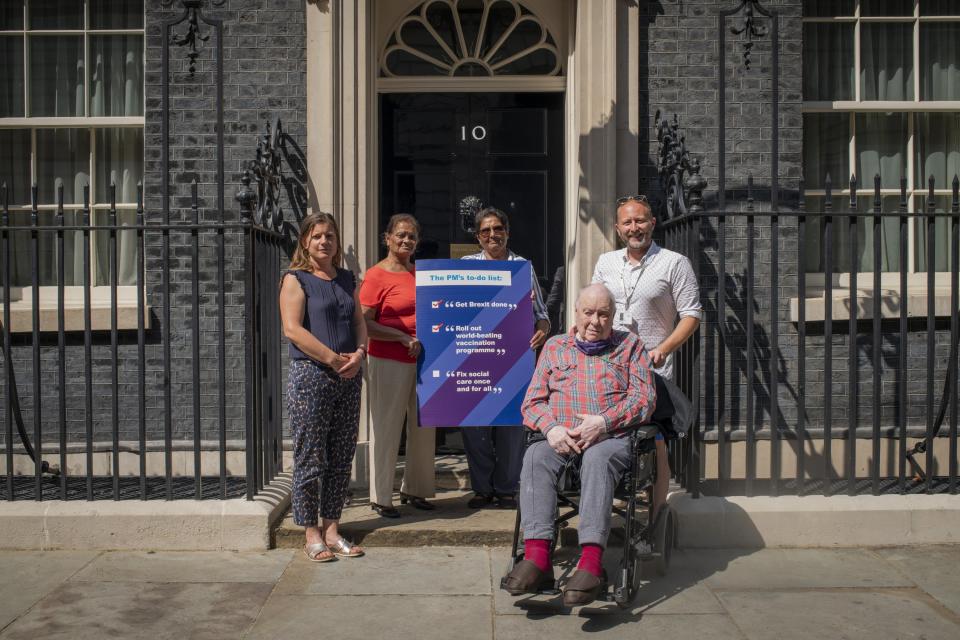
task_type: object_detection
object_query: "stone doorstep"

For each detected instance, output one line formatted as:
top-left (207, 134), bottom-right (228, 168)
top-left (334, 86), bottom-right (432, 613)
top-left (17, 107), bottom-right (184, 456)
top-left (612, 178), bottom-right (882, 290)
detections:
top-left (0, 474), bottom-right (292, 552)
top-left (275, 489), bottom-right (960, 550)
top-left (276, 490), bottom-right (534, 549)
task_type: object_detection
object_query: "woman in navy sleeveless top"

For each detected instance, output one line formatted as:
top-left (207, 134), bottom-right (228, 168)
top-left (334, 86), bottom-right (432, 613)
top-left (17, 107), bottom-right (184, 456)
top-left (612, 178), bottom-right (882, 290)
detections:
top-left (279, 212), bottom-right (368, 562)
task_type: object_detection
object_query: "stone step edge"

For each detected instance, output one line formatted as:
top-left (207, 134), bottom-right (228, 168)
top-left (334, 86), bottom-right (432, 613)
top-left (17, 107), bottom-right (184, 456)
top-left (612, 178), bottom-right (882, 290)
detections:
top-left (274, 524), bottom-right (591, 549)
top-left (275, 493), bottom-right (960, 549)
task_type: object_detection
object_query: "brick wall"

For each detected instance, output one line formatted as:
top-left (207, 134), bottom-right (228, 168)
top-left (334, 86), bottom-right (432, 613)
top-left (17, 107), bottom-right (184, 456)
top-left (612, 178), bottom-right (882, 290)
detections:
top-left (3, 0), bottom-right (953, 462)
top-left (0, 0), bottom-right (306, 452)
top-left (640, 0), bottom-right (954, 442)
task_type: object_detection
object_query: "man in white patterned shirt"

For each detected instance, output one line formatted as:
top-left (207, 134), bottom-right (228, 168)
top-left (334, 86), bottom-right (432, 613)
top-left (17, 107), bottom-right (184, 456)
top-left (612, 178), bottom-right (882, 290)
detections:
top-left (591, 195), bottom-right (702, 517)
top-left (461, 207), bottom-right (551, 509)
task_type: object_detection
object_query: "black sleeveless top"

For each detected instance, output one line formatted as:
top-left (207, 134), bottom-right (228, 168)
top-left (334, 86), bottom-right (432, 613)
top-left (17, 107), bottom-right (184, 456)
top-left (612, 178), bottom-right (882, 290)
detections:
top-left (285, 269), bottom-right (357, 361)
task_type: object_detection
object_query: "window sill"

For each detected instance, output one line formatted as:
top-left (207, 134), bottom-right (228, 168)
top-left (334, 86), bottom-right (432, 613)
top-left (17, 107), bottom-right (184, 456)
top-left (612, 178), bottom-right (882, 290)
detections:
top-left (789, 287), bottom-right (955, 323)
top-left (0, 300), bottom-right (151, 333)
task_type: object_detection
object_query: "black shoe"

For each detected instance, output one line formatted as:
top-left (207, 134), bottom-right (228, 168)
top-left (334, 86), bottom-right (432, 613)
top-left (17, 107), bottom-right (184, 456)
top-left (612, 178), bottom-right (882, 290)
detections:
top-left (371, 503), bottom-right (401, 518)
top-left (562, 569), bottom-right (606, 607)
top-left (400, 493), bottom-right (436, 510)
top-left (495, 494), bottom-right (517, 510)
top-left (502, 560), bottom-right (556, 596)
top-left (467, 493), bottom-right (495, 509)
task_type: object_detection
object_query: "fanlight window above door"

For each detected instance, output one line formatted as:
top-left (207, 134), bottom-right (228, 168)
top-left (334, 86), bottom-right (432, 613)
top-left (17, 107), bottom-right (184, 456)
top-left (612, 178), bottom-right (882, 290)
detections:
top-left (381, 0), bottom-right (562, 77)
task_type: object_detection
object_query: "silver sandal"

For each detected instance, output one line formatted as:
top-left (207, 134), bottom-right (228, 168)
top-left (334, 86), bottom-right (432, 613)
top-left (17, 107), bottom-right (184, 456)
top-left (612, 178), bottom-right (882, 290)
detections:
top-left (328, 537), bottom-right (364, 558)
top-left (303, 542), bottom-right (335, 563)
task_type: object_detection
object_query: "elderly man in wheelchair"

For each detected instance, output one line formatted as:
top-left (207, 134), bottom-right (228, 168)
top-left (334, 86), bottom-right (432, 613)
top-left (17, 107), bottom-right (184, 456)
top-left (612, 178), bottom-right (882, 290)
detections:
top-left (501, 283), bottom-right (680, 608)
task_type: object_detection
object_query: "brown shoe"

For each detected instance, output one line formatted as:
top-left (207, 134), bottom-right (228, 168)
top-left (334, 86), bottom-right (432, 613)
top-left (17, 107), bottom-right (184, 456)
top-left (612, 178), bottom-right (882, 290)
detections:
top-left (501, 559), bottom-right (555, 595)
top-left (562, 569), bottom-right (606, 607)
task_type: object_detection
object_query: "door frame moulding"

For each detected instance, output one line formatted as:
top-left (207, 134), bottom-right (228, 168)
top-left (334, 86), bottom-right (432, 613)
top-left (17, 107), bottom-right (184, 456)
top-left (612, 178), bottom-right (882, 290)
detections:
top-left (375, 0), bottom-right (568, 94)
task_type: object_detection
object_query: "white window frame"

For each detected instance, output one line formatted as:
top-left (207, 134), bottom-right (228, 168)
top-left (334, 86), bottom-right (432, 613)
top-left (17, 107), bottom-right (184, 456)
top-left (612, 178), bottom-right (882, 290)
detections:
top-left (801, 0), bottom-right (959, 291)
top-left (0, 1), bottom-right (145, 330)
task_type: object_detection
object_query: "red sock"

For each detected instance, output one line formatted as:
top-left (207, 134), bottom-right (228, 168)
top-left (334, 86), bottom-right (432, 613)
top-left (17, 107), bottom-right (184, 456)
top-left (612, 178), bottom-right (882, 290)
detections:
top-left (577, 543), bottom-right (604, 577)
top-left (524, 539), bottom-right (551, 573)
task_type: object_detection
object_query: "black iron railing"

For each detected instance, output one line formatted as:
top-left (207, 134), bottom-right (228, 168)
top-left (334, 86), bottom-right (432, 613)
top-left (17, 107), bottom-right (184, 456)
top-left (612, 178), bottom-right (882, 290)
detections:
top-left (0, 181), bottom-right (284, 500)
top-left (659, 173), bottom-right (960, 498)
top-left (656, 210), bottom-right (703, 498)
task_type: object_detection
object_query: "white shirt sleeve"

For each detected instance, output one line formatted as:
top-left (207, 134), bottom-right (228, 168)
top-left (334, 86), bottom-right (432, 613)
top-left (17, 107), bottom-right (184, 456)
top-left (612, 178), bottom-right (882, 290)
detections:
top-left (671, 256), bottom-right (703, 320)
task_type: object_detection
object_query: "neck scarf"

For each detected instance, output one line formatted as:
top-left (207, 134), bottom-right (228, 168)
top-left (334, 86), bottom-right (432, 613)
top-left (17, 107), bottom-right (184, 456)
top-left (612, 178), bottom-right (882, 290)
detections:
top-left (574, 335), bottom-right (613, 356)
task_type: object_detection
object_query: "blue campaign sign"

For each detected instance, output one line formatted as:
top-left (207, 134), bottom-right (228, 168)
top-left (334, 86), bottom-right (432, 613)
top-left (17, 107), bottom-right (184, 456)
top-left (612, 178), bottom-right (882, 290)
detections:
top-left (415, 259), bottom-right (534, 427)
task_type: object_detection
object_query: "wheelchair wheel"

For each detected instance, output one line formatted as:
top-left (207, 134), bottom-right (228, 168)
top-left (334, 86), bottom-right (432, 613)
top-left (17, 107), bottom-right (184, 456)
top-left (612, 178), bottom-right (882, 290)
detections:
top-left (653, 505), bottom-right (675, 576)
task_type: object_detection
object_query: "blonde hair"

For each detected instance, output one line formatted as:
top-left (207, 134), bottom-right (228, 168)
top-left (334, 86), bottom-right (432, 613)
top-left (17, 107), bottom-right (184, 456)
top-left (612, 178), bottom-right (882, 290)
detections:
top-left (289, 212), bottom-right (343, 270)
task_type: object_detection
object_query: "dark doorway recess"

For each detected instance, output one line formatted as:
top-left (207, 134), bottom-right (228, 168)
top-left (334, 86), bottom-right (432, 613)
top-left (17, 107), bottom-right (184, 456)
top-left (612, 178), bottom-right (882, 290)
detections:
top-left (380, 92), bottom-right (564, 292)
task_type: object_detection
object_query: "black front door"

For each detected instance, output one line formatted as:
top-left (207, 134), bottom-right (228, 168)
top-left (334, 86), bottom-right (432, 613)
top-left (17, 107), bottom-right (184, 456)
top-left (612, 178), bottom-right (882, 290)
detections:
top-left (380, 92), bottom-right (564, 295)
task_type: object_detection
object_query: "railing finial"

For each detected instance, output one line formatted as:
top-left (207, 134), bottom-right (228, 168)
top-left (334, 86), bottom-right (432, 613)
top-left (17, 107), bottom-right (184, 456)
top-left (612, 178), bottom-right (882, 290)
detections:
top-left (655, 110), bottom-right (706, 218)
top-left (236, 171), bottom-right (257, 221)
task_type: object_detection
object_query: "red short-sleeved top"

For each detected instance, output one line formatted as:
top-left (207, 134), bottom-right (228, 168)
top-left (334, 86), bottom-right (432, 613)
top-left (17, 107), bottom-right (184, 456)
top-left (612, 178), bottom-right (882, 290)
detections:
top-left (358, 264), bottom-right (417, 363)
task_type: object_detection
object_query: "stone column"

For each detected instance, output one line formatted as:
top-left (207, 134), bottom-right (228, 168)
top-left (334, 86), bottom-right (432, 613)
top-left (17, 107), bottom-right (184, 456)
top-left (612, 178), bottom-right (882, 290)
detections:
top-left (306, 0), bottom-right (376, 273)
top-left (565, 0), bottom-right (620, 318)
top-left (307, 0), bottom-right (377, 483)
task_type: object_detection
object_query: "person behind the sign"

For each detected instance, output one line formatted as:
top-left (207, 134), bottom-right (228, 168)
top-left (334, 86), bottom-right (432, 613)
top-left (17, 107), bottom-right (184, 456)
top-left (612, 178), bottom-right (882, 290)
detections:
top-left (360, 213), bottom-right (436, 518)
top-left (502, 283), bottom-right (656, 606)
top-left (460, 206), bottom-right (551, 509)
top-left (279, 212), bottom-right (367, 562)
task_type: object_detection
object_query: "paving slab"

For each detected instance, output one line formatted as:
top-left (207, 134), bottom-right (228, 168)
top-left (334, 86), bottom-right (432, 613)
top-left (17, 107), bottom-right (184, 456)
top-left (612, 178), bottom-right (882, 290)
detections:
top-left (0, 551), bottom-right (99, 630)
top-left (716, 589), bottom-right (960, 640)
top-left (629, 569), bottom-right (727, 615)
top-left (274, 546), bottom-right (491, 595)
top-left (494, 612), bottom-right (745, 639)
top-left (69, 550), bottom-right (294, 584)
top-left (246, 595), bottom-right (492, 640)
top-left (875, 546), bottom-right (960, 616)
top-left (677, 548), bottom-right (915, 590)
top-left (0, 581), bottom-right (273, 640)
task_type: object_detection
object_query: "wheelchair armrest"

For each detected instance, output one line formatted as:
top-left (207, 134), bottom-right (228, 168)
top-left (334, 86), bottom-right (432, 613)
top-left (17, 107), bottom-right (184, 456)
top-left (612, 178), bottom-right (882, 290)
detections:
top-left (629, 424), bottom-right (660, 443)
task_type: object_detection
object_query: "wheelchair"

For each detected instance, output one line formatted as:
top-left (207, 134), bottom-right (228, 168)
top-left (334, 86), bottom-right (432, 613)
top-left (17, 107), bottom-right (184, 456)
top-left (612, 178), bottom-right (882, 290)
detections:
top-left (499, 373), bottom-right (691, 609)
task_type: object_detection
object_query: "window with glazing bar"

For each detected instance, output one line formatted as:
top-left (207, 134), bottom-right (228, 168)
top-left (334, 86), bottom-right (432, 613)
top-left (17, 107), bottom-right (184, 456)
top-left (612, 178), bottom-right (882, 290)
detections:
top-left (802, 0), bottom-right (959, 277)
top-left (0, 0), bottom-right (144, 290)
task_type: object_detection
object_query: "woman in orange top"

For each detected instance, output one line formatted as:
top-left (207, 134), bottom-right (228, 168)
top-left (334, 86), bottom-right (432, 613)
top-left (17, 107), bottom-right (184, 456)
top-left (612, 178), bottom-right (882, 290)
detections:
top-left (359, 214), bottom-right (436, 517)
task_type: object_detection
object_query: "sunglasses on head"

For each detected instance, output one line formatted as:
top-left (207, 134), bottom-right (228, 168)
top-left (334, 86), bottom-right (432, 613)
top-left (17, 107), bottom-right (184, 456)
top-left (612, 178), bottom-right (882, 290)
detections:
top-left (616, 194), bottom-right (650, 206)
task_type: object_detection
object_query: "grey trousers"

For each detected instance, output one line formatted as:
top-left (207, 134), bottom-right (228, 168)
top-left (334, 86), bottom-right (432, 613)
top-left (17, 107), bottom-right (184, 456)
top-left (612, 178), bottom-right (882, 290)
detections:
top-left (461, 425), bottom-right (525, 495)
top-left (519, 436), bottom-right (633, 547)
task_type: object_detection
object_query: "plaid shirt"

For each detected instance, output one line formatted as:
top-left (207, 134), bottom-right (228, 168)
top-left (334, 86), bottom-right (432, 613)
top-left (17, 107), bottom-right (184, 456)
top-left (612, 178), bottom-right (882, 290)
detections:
top-left (521, 330), bottom-right (657, 436)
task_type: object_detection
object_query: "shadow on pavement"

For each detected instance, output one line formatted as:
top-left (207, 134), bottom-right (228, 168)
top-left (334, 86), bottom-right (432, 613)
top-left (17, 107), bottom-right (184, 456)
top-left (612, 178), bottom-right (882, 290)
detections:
top-left (499, 499), bottom-right (764, 631)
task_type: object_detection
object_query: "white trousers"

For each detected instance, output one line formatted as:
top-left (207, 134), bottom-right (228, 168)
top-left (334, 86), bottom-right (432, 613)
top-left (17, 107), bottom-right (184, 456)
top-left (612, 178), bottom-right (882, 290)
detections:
top-left (367, 355), bottom-right (436, 506)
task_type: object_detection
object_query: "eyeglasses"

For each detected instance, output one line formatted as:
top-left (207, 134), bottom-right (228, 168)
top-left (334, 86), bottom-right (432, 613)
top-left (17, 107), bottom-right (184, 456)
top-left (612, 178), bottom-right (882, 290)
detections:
top-left (477, 225), bottom-right (506, 238)
top-left (616, 194), bottom-right (649, 206)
